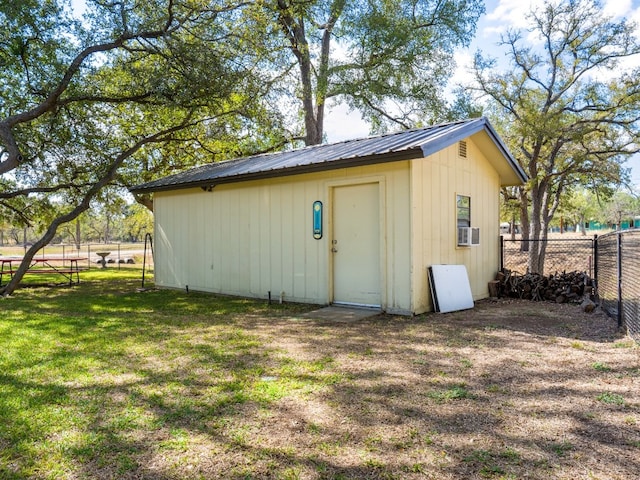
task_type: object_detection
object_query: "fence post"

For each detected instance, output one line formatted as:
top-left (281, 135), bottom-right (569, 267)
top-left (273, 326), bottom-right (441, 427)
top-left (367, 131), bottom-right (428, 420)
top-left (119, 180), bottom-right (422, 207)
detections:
top-left (593, 235), bottom-right (598, 281)
top-left (592, 235), bottom-right (598, 299)
top-left (617, 233), bottom-right (623, 328)
top-left (499, 235), bottom-right (504, 271)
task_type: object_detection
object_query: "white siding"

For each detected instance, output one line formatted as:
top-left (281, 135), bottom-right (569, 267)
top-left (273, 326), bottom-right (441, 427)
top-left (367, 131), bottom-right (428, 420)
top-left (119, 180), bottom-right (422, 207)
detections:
top-left (153, 163), bottom-right (412, 312)
top-left (410, 137), bottom-right (501, 313)
top-left (154, 136), bottom-right (505, 316)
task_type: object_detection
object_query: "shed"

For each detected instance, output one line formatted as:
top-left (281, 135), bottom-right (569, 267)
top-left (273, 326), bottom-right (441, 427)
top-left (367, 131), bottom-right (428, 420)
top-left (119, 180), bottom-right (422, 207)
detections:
top-left (131, 117), bottom-right (526, 314)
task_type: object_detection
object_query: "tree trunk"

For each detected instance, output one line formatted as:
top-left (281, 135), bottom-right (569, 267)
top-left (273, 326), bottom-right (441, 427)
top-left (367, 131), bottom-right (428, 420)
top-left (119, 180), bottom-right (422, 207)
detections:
top-left (534, 222), bottom-right (549, 274)
top-left (518, 186), bottom-right (530, 253)
top-left (277, 0), bottom-right (344, 147)
top-left (135, 193), bottom-right (154, 213)
top-left (75, 219), bottom-right (81, 250)
top-left (528, 183), bottom-right (544, 274)
top-left (579, 213), bottom-right (586, 236)
top-left (299, 50), bottom-right (322, 146)
top-left (276, 2), bottom-right (320, 146)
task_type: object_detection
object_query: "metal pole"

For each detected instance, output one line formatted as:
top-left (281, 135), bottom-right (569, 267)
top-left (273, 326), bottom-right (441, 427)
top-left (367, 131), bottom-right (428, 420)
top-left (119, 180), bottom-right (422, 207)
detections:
top-left (617, 233), bottom-right (623, 328)
top-left (591, 235), bottom-right (598, 301)
top-left (499, 235), bottom-right (504, 271)
top-left (142, 233), bottom-right (153, 288)
top-left (593, 235), bottom-right (598, 282)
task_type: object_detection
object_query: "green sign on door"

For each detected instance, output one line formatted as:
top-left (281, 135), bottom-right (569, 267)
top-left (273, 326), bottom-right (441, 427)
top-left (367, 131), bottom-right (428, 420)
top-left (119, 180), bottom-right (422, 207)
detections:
top-left (313, 201), bottom-right (323, 239)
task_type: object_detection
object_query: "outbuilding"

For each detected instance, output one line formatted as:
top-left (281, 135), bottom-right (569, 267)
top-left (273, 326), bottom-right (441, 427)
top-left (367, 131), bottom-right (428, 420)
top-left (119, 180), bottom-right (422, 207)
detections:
top-left (131, 117), bottom-right (526, 314)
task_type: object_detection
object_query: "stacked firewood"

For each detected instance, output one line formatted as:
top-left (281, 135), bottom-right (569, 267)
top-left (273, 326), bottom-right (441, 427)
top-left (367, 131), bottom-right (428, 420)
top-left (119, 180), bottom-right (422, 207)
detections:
top-left (491, 269), bottom-right (594, 304)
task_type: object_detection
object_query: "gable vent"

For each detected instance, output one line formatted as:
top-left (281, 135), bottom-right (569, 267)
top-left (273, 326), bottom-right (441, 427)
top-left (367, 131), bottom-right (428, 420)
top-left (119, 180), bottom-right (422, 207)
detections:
top-left (458, 140), bottom-right (467, 158)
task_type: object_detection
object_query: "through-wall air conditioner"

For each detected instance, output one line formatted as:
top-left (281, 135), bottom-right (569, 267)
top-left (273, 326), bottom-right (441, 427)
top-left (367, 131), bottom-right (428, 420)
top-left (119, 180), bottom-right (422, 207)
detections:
top-left (457, 227), bottom-right (480, 246)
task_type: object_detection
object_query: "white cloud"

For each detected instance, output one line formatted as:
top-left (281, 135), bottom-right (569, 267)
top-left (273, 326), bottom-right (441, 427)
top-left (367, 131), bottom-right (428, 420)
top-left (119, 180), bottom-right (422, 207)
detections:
top-left (603, 0), bottom-right (632, 18)
top-left (485, 0), bottom-right (639, 37)
top-left (324, 103), bottom-right (370, 143)
top-left (481, 0), bottom-right (639, 40)
top-left (450, 50), bottom-right (476, 88)
top-left (483, 0), bottom-right (547, 36)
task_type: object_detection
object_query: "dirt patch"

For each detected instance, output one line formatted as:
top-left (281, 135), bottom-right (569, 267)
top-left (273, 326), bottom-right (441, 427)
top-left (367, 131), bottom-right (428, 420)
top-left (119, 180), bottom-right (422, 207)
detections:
top-left (230, 299), bottom-right (639, 479)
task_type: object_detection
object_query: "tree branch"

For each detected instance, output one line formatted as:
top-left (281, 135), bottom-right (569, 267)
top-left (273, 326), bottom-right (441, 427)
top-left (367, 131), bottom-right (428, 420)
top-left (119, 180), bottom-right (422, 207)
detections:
top-left (0, 116), bottom-right (195, 296)
top-left (0, 0), bottom-right (179, 175)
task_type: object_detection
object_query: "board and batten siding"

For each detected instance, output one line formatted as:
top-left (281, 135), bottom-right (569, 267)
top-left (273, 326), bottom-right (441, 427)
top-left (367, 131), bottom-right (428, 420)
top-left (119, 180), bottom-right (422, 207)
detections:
top-left (410, 138), bottom-right (501, 313)
top-left (153, 162), bottom-right (412, 313)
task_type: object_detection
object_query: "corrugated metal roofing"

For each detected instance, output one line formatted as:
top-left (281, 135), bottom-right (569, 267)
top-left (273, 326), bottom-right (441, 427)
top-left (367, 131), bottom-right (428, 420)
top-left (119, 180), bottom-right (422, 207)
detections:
top-left (130, 117), bottom-right (526, 193)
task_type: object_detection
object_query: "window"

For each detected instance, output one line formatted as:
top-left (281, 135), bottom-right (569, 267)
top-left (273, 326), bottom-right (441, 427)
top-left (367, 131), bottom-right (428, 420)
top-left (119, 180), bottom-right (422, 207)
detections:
top-left (457, 195), bottom-right (471, 227)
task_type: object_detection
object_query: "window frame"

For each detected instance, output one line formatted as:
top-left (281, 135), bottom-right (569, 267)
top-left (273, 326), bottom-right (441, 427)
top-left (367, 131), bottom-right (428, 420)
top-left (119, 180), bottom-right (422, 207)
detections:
top-left (456, 194), bottom-right (471, 228)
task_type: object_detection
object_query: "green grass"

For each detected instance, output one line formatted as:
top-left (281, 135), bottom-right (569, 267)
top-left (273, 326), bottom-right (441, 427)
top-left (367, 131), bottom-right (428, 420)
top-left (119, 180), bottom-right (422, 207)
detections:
top-left (1, 269), bottom-right (637, 479)
top-left (426, 383), bottom-right (476, 403)
top-left (463, 448), bottom-right (520, 478)
top-left (592, 362), bottom-right (612, 372)
top-left (0, 270), bottom-right (322, 479)
top-left (596, 392), bottom-right (625, 405)
top-left (550, 441), bottom-right (574, 457)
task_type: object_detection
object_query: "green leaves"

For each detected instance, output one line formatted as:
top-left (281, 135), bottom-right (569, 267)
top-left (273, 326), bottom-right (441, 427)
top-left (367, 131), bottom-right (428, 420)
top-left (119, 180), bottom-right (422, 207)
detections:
top-left (329, 0), bottom-right (484, 132)
top-left (1, 0), bottom-right (485, 291)
top-left (0, 1), bottom-right (295, 295)
top-left (237, 0), bottom-right (484, 142)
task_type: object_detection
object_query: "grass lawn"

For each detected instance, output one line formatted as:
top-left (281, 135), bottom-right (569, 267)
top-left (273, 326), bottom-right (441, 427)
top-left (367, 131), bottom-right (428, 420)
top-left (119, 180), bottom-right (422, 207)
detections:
top-left (1, 270), bottom-right (638, 479)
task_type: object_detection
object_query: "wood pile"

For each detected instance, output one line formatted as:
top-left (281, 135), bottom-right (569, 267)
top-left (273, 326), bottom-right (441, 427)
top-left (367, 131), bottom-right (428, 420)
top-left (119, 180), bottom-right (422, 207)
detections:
top-left (492, 269), bottom-right (594, 304)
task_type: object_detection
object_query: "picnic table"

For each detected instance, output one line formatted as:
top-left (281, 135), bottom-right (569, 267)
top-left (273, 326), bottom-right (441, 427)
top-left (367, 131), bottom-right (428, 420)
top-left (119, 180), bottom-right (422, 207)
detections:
top-left (0, 257), bottom-right (87, 286)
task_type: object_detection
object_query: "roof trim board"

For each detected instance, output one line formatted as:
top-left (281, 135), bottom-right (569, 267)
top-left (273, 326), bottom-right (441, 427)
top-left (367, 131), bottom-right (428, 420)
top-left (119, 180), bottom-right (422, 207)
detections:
top-left (135, 149), bottom-right (424, 193)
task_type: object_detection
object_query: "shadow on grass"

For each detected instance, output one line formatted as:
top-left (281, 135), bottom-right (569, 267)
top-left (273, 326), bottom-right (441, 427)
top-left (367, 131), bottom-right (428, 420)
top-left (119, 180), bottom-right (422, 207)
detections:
top-left (1, 272), bottom-right (638, 479)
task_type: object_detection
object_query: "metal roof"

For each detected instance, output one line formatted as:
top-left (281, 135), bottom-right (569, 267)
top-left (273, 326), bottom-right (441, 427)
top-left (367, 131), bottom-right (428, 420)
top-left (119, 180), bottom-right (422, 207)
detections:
top-left (130, 117), bottom-right (526, 193)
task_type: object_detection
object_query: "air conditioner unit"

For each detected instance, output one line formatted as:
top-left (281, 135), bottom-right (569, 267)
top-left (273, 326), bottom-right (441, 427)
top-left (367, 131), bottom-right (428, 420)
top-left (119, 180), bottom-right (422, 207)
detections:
top-left (457, 227), bottom-right (480, 246)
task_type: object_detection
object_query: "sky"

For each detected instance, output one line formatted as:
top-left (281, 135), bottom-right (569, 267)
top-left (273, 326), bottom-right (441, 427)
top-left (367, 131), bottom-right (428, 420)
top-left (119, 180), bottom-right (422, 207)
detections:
top-left (324, 0), bottom-right (640, 187)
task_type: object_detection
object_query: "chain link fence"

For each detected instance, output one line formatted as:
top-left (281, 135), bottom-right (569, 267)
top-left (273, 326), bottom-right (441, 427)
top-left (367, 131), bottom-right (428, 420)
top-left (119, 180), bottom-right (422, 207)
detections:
top-left (595, 230), bottom-right (640, 343)
top-left (501, 233), bottom-right (639, 342)
top-left (500, 237), bottom-right (596, 276)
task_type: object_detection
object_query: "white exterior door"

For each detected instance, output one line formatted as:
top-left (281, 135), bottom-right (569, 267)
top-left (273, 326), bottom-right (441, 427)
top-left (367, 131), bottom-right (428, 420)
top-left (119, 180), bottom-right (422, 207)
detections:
top-left (332, 183), bottom-right (381, 307)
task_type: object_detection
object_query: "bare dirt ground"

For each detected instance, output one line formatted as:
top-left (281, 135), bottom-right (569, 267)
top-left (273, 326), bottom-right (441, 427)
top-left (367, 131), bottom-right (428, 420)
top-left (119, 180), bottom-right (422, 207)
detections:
top-left (229, 299), bottom-right (639, 479)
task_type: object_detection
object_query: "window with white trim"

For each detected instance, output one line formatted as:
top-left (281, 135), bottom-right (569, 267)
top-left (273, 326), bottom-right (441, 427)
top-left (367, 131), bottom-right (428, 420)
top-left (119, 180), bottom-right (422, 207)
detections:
top-left (457, 194), bottom-right (471, 228)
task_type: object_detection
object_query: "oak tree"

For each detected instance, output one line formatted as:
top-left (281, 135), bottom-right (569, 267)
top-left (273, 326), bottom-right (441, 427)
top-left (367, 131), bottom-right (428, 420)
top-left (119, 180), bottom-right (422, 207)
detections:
top-left (473, 0), bottom-right (640, 273)
top-left (246, 0), bottom-right (484, 145)
top-left (0, 0), bottom-right (278, 295)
